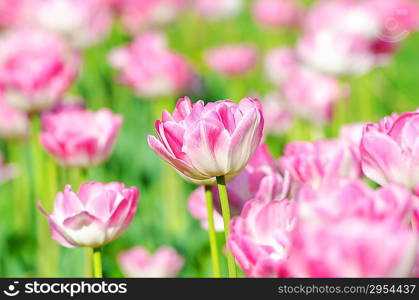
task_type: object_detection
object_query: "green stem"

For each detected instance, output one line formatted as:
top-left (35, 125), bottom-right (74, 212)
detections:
top-left (92, 247), bottom-right (103, 278)
top-left (216, 176), bottom-right (237, 278)
top-left (204, 185), bottom-right (221, 278)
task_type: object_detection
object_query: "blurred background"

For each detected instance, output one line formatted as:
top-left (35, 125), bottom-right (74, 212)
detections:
top-left (0, 0), bottom-right (418, 277)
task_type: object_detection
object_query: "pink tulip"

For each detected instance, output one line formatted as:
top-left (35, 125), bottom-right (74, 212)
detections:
top-left (287, 218), bottom-right (417, 277)
top-left (204, 44), bottom-right (258, 77)
top-left (109, 31), bottom-right (193, 99)
top-left (0, 87), bottom-right (29, 139)
top-left (148, 96), bottom-right (264, 185)
top-left (252, 0), bottom-right (302, 29)
top-left (40, 106), bottom-right (123, 168)
top-left (194, 0), bottom-right (243, 21)
top-left (261, 91), bottom-right (294, 136)
top-left (0, 0), bottom-right (28, 28)
top-left (228, 199), bottom-right (296, 277)
top-left (282, 68), bottom-right (343, 124)
top-left (360, 110), bottom-right (419, 189)
top-left (297, 30), bottom-right (376, 76)
top-left (295, 179), bottom-right (414, 225)
top-left (264, 47), bottom-right (299, 86)
top-left (0, 29), bottom-right (79, 112)
top-left (339, 122), bottom-right (365, 148)
top-left (119, 246), bottom-right (184, 278)
top-left (279, 139), bottom-right (362, 187)
top-left (188, 143), bottom-right (290, 231)
top-left (38, 182), bottom-right (139, 248)
top-left (29, 0), bottom-right (112, 47)
top-left (113, 0), bottom-right (187, 34)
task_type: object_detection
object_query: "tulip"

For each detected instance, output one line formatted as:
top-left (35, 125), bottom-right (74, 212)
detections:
top-left (0, 0), bottom-right (27, 28)
top-left (40, 106), bottom-right (123, 168)
top-left (282, 68), bottom-right (343, 124)
top-left (148, 96), bottom-right (264, 185)
top-left (30, 0), bottom-right (112, 47)
top-left (228, 199), bottom-right (296, 277)
top-left (109, 31), bottom-right (193, 99)
top-left (188, 143), bottom-right (290, 231)
top-left (194, 0), bottom-right (243, 21)
top-left (264, 47), bottom-right (299, 86)
top-left (287, 218), bottom-right (418, 277)
top-left (261, 91), bottom-right (294, 136)
top-left (204, 44), bottom-right (258, 77)
top-left (252, 0), bottom-right (302, 29)
top-left (113, 0), bottom-right (187, 34)
top-left (295, 179), bottom-right (414, 225)
top-left (0, 89), bottom-right (29, 139)
top-left (279, 139), bottom-right (362, 187)
top-left (38, 182), bottom-right (139, 248)
top-left (0, 29), bottom-right (79, 113)
top-left (360, 110), bottom-right (419, 189)
top-left (119, 246), bottom-right (184, 278)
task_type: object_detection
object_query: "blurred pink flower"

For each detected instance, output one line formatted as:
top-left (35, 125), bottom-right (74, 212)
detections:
top-left (148, 96), bottom-right (264, 185)
top-left (119, 246), bottom-right (184, 278)
top-left (287, 218), bottom-right (417, 277)
top-left (282, 68), bottom-right (344, 124)
top-left (194, 0), bottom-right (243, 21)
top-left (29, 0), bottom-right (113, 47)
top-left (109, 31), bottom-right (193, 99)
top-left (40, 106), bottom-right (123, 168)
top-left (188, 143), bottom-right (290, 231)
top-left (228, 199), bottom-right (296, 277)
top-left (252, 0), bottom-right (302, 29)
top-left (360, 110), bottom-right (419, 189)
top-left (279, 139), bottom-right (362, 187)
top-left (0, 87), bottom-right (29, 139)
top-left (114, 0), bottom-right (187, 34)
top-left (261, 91), bottom-right (294, 136)
top-left (0, 29), bottom-right (79, 113)
top-left (339, 122), bottom-right (365, 147)
top-left (0, 0), bottom-right (28, 28)
top-left (204, 44), bottom-right (258, 77)
top-left (264, 47), bottom-right (299, 86)
top-left (295, 179), bottom-right (414, 225)
top-left (38, 182), bottom-right (139, 248)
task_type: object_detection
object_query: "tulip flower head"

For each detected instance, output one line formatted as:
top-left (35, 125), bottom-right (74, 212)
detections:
top-left (148, 96), bottom-right (264, 185)
top-left (119, 246), bottom-right (184, 278)
top-left (40, 106), bottom-right (123, 168)
top-left (38, 182), bottom-right (139, 248)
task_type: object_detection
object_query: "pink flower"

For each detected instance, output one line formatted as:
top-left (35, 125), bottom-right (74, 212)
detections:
top-left (297, 30), bottom-right (376, 76)
top-left (109, 31), bottom-right (193, 99)
top-left (339, 122), bottom-right (366, 147)
top-left (228, 199), bottom-right (296, 277)
top-left (0, 87), bottom-right (29, 139)
top-left (0, 29), bottom-right (79, 112)
top-left (30, 0), bottom-right (113, 47)
top-left (194, 0), bottom-right (243, 21)
top-left (40, 106), bottom-right (123, 168)
top-left (119, 246), bottom-right (184, 278)
top-left (0, 0), bottom-right (28, 28)
top-left (360, 110), bottom-right (419, 189)
top-left (287, 218), bottom-right (417, 277)
top-left (264, 47), bottom-right (299, 86)
top-left (279, 139), bottom-right (362, 187)
top-left (261, 91), bottom-right (294, 136)
top-left (148, 96), bottom-right (264, 185)
top-left (252, 0), bottom-right (302, 29)
top-left (295, 179), bottom-right (414, 225)
top-left (282, 68), bottom-right (343, 124)
top-left (204, 44), bottom-right (258, 77)
top-left (114, 0), bottom-right (187, 34)
top-left (188, 143), bottom-right (290, 231)
top-left (38, 182), bottom-right (139, 248)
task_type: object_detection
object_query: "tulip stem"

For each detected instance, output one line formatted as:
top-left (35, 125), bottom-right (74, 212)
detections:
top-left (92, 247), bottom-right (103, 278)
top-left (216, 176), bottom-right (237, 278)
top-left (205, 185), bottom-right (221, 278)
